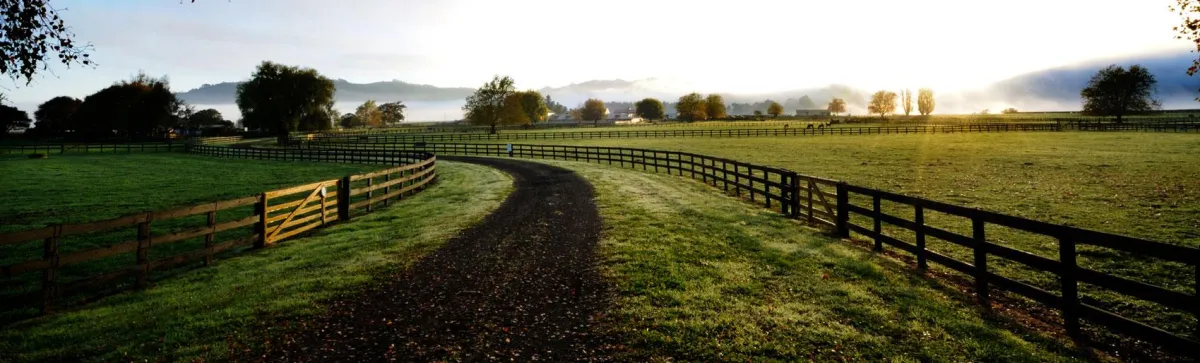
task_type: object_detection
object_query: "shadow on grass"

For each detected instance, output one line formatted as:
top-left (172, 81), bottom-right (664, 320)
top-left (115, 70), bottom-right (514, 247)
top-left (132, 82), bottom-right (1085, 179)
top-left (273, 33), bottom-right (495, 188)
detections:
top-left (541, 159), bottom-right (1091, 363)
top-left (0, 161), bottom-right (512, 363)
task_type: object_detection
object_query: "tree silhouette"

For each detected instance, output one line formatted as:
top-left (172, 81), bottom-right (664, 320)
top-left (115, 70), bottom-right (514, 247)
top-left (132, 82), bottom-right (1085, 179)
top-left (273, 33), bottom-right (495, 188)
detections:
top-left (1081, 65), bottom-right (1159, 123)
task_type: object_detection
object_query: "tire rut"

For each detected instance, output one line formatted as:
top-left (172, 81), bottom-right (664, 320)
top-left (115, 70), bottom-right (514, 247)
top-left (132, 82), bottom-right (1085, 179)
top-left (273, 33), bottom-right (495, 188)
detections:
top-left (255, 157), bottom-right (617, 362)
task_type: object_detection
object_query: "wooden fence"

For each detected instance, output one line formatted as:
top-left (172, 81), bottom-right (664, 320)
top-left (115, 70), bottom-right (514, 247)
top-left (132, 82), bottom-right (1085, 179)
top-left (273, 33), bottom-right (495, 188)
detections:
top-left (1074, 123), bottom-right (1200, 132)
top-left (0, 143), bottom-right (182, 155)
top-left (306, 141), bottom-right (1199, 355)
top-left (185, 144), bottom-right (429, 165)
top-left (298, 124), bottom-right (1067, 144)
top-left (187, 136), bottom-right (244, 145)
top-left (837, 185), bottom-right (1199, 354)
top-left (0, 149), bottom-right (437, 314)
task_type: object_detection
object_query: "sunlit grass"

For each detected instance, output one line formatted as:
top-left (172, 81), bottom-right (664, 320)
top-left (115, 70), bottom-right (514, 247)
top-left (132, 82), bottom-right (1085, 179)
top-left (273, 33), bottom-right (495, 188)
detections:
top-left (537, 159), bottom-right (1087, 362)
top-left (529, 132), bottom-right (1200, 340)
top-left (0, 161), bottom-right (512, 362)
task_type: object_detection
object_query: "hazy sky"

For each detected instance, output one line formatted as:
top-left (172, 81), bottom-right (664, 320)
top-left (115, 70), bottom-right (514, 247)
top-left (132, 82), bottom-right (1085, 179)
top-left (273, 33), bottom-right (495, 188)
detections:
top-left (4, 0), bottom-right (1192, 105)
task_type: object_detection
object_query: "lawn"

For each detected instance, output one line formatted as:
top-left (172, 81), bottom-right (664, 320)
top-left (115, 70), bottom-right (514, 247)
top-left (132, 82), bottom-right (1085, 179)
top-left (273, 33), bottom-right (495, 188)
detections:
top-left (536, 159), bottom-right (1090, 362)
top-left (0, 161), bottom-right (512, 362)
top-left (0, 153), bottom-right (379, 321)
top-left (526, 132), bottom-right (1200, 344)
top-left (0, 152), bottom-right (378, 233)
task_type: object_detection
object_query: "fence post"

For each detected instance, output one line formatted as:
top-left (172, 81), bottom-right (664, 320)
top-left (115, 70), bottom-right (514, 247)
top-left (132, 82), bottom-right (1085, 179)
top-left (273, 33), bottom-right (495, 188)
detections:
top-left (972, 217), bottom-right (989, 306)
top-left (338, 175), bottom-right (351, 222)
top-left (915, 205), bottom-right (927, 269)
top-left (135, 219), bottom-right (151, 288)
top-left (835, 182), bottom-right (849, 238)
top-left (1059, 237), bottom-right (1081, 338)
top-left (204, 207), bottom-right (216, 266)
top-left (383, 173), bottom-right (391, 207)
top-left (872, 195), bottom-right (882, 251)
top-left (255, 193), bottom-right (268, 248)
top-left (365, 177), bottom-right (374, 213)
top-left (789, 173), bottom-right (800, 219)
top-left (807, 180), bottom-right (815, 223)
top-left (41, 224), bottom-right (62, 313)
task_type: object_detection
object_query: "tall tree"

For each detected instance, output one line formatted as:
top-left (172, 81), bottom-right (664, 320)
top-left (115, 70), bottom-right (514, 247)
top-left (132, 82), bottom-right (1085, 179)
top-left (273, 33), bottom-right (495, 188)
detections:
top-left (172, 99), bottom-right (196, 128)
top-left (867, 90), bottom-right (897, 117)
top-left (236, 61), bottom-right (336, 140)
top-left (545, 94), bottom-right (568, 114)
top-left (463, 75), bottom-right (517, 134)
top-left (355, 100), bottom-right (382, 127)
top-left (515, 90), bottom-right (548, 124)
top-left (705, 94), bottom-right (728, 119)
top-left (0, 104), bottom-right (30, 136)
top-left (299, 104), bottom-right (337, 131)
top-left (581, 98), bottom-right (606, 125)
top-left (339, 113), bottom-right (362, 129)
top-left (797, 95), bottom-right (817, 109)
top-left (827, 98), bottom-right (847, 116)
top-left (634, 97), bottom-right (665, 121)
top-left (378, 101), bottom-right (406, 125)
top-left (766, 101), bottom-right (784, 117)
top-left (189, 108), bottom-right (225, 127)
top-left (74, 72), bottom-right (178, 139)
top-left (0, 0), bottom-right (93, 84)
top-left (501, 93), bottom-right (530, 125)
top-left (33, 95), bottom-right (80, 134)
top-left (901, 89), bottom-right (913, 116)
top-left (675, 93), bottom-right (708, 122)
top-left (1081, 65), bottom-right (1159, 123)
top-left (917, 88), bottom-right (935, 115)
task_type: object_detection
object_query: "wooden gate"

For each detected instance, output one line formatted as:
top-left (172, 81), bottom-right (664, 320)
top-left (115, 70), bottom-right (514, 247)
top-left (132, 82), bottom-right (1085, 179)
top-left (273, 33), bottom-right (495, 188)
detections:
top-left (261, 179), bottom-right (340, 245)
top-left (800, 177), bottom-right (838, 227)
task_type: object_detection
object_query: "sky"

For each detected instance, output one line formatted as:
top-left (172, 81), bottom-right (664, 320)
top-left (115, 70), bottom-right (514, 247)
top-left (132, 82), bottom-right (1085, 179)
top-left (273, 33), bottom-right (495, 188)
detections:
top-left (4, 0), bottom-right (1193, 110)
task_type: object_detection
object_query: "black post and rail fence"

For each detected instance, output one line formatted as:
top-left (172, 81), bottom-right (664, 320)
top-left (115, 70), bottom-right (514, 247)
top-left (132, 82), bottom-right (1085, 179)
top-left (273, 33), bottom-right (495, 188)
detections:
top-left (0, 146), bottom-right (437, 316)
top-left (302, 141), bottom-right (1199, 355)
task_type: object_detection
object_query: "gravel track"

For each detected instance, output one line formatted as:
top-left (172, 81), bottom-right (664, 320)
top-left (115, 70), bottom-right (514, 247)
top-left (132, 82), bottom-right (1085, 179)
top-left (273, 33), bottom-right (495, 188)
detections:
top-left (255, 157), bottom-right (617, 362)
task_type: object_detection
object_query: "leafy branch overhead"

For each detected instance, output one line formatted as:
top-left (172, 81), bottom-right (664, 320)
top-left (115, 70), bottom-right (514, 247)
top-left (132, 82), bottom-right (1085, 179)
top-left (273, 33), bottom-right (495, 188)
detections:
top-left (0, 0), bottom-right (94, 84)
top-left (1172, 0), bottom-right (1200, 99)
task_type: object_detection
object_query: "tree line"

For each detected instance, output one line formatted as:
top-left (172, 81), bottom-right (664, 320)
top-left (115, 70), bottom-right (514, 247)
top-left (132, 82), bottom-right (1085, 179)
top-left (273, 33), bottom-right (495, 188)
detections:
top-left (1, 73), bottom-right (238, 140)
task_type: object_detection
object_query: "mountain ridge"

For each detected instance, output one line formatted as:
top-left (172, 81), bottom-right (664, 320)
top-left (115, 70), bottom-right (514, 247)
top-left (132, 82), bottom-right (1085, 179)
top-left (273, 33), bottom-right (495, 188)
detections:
top-left (176, 51), bottom-right (1200, 113)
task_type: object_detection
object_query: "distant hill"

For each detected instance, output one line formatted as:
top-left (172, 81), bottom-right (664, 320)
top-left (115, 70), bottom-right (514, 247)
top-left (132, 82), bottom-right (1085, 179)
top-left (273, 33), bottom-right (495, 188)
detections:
top-left (175, 79), bottom-right (475, 105)
top-left (978, 51), bottom-right (1200, 111)
top-left (174, 51), bottom-right (1200, 115)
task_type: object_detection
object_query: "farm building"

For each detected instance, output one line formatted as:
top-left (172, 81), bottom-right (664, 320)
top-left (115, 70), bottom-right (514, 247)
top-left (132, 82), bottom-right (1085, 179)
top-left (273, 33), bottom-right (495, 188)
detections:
top-left (795, 109), bottom-right (831, 117)
top-left (607, 107), bottom-right (644, 124)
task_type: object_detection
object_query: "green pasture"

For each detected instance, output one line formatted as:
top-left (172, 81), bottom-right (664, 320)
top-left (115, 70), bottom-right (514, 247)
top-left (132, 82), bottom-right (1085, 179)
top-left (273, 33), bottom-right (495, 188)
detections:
top-left (537, 159), bottom-right (1090, 362)
top-left (525, 132), bottom-right (1200, 341)
top-left (0, 161), bottom-right (512, 362)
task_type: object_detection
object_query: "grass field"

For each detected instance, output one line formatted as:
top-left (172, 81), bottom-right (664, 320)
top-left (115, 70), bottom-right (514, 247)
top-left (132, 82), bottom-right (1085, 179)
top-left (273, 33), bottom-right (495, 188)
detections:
top-left (0, 161), bottom-right (512, 362)
top-left (526, 132), bottom-right (1200, 341)
top-left (536, 159), bottom-right (1089, 362)
top-left (0, 153), bottom-right (381, 321)
top-left (0, 153), bottom-right (378, 233)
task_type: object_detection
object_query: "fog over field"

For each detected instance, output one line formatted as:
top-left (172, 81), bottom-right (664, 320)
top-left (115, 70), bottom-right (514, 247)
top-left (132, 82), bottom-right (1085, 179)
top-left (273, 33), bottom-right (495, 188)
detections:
top-left (163, 50), bottom-right (1200, 122)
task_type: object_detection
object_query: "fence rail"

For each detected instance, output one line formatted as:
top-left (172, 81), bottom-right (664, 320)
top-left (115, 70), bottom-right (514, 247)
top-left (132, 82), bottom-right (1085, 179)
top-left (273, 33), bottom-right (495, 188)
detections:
top-left (187, 136), bottom-right (244, 145)
top-left (836, 184), bottom-right (1200, 354)
top-left (305, 140), bottom-right (1199, 355)
top-left (0, 148), bottom-right (436, 314)
top-left (294, 121), bottom-right (1200, 144)
top-left (0, 143), bottom-right (182, 155)
top-left (298, 124), bottom-right (1068, 144)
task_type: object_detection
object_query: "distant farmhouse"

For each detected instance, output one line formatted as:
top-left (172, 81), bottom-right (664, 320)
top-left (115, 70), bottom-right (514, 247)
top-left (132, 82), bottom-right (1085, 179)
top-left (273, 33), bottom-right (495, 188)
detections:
top-left (607, 107), bottom-right (643, 124)
top-left (546, 107), bottom-right (644, 124)
top-left (795, 109), bottom-right (831, 117)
